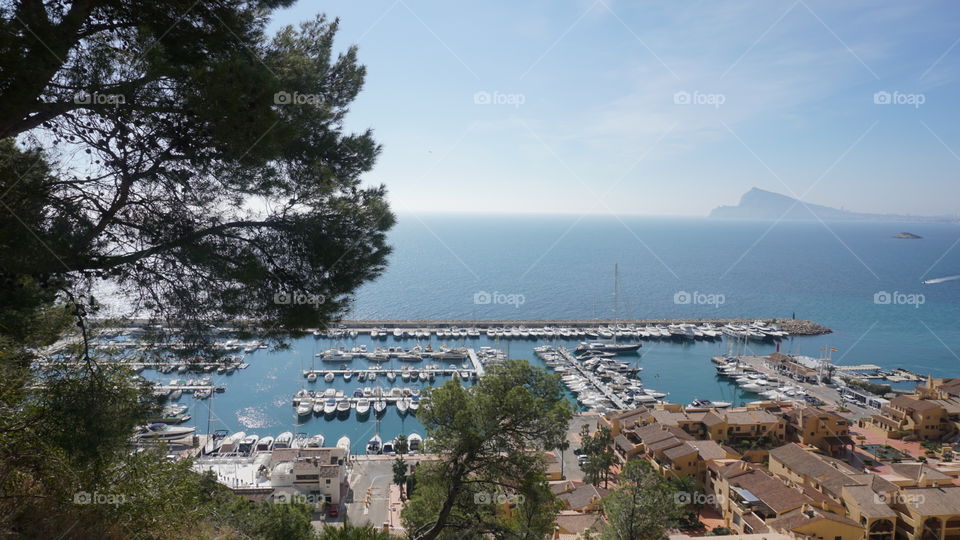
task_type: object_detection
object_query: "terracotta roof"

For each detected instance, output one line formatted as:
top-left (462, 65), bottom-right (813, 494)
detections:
top-left (663, 442), bottom-right (697, 461)
top-left (730, 470), bottom-right (812, 514)
top-left (889, 463), bottom-right (952, 482)
top-left (841, 485), bottom-right (896, 519)
top-left (900, 486), bottom-right (960, 515)
top-left (890, 396), bottom-right (943, 412)
top-left (687, 440), bottom-right (730, 461)
top-left (558, 484), bottom-right (602, 509)
top-left (701, 411), bottom-right (726, 427)
top-left (606, 407), bottom-right (651, 423)
top-left (768, 444), bottom-right (860, 498)
top-left (767, 507), bottom-right (860, 532)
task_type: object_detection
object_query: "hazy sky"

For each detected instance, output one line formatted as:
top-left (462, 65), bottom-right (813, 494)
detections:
top-left (271, 1), bottom-right (960, 216)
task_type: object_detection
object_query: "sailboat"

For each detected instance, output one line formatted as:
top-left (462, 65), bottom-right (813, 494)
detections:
top-left (576, 264), bottom-right (642, 354)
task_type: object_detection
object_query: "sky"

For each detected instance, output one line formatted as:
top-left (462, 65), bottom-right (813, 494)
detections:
top-left (270, 0), bottom-right (960, 217)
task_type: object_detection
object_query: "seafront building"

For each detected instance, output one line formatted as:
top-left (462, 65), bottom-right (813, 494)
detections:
top-left (597, 389), bottom-right (960, 540)
top-left (861, 377), bottom-right (960, 442)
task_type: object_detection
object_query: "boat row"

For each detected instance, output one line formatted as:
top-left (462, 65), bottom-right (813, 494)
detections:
top-left (720, 321), bottom-right (790, 340)
top-left (304, 364), bottom-right (476, 384)
top-left (213, 431), bottom-right (352, 456)
top-left (715, 359), bottom-right (808, 400)
top-left (535, 345), bottom-right (666, 412)
top-left (365, 433), bottom-right (425, 455)
top-left (315, 345), bottom-right (469, 362)
top-left (292, 387), bottom-right (423, 419)
top-left (316, 324), bottom-right (733, 341)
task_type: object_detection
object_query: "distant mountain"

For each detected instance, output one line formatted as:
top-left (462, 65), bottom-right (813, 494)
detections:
top-left (709, 188), bottom-right (958, 224)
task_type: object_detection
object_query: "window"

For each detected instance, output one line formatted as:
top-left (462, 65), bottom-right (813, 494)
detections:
top-left (326, 479), bottom-right (331, 484)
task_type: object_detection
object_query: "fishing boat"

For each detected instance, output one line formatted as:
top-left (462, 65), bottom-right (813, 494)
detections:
top-left (356, 398), bottom-right (371, 416)
top-left (337, 436), bottom-right (350, 453)
top-left (366, 434), bottom-right (382, 454)
top-left (396, 397), bottom-right (410, 414)
top-left (408, 433), bottom-right (423, 454)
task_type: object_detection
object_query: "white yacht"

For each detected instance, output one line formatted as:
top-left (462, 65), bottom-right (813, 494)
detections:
top-left (337, 436), bottom-right (350, 453)
top-left (356, 398), bottom-right (371, 416)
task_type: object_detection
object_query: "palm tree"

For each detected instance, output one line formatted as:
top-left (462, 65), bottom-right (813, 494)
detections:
top-left (557, 440), bottom-right (570, 479)
top-left (393, 456), bottom-right (409, 500)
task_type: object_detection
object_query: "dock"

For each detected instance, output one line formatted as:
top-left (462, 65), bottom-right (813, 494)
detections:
top-left (556, 347), bottom-right (627, 409)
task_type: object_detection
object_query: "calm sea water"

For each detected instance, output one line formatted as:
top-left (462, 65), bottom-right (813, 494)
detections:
top-left (151, 215), bottom-right (960, 451)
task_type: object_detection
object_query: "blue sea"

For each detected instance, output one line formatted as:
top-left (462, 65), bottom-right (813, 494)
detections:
top-left (151, 215), bottom-right (960, 452)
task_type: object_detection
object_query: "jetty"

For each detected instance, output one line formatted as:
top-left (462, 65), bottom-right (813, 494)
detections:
top-left (556, 347), bottom-right (628, 409)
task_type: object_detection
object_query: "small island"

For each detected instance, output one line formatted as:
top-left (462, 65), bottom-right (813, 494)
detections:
top-left (893, 232), bottom-right (923, 239)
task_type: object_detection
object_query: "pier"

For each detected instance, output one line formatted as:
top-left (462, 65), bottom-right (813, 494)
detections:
top-left (556, 347), bottom-right (628, 409)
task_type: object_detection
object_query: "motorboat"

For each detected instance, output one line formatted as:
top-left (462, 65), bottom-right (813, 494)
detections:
top-left (323, 398), bottom-right (337, 415)
top-left (344, 371), bottom-right (353, 382)
top-left (387, 371), bottom-right (396, 382)
top-left (382, 438), bottom-right (395, 455)
top-left (296, 400), bottom-right (312, 418)
top-left (366, 434), bottom-right (382, 454)
top-left (237, 434), bottom-right (259, 454)
top-left (374, 398), bottom-right (387, 415)
top-left (135, 423), bottom-right (196, 441)
top-left (306, 434), bottom-right (325, 447)
top-left (256, 436), bottom-right (275, 452)
top-left (356, 398), bottom-right (371, 416)
top-left (575, 341), bottom-right (642, 354)
top-left (337, 436), bottom-right (350, 453)
top-left (336, 399), bottom-right (351, 416)
top-left (274, 432), bottom-right (294, 449)
top-left (396, 397), bottom-right (409, 414)
top-left (307, 372), bottom-right (318, 383)
top-left (409, 395), bottom-right (420, 413)
top-left (688, 398), bottom-right (732, 409)
top-left (313, 399), bottom-right (324, 415)
top-left (408, 433), bottom-right (422, 453)
top-left (324, 372), bottom-right (334, 383)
